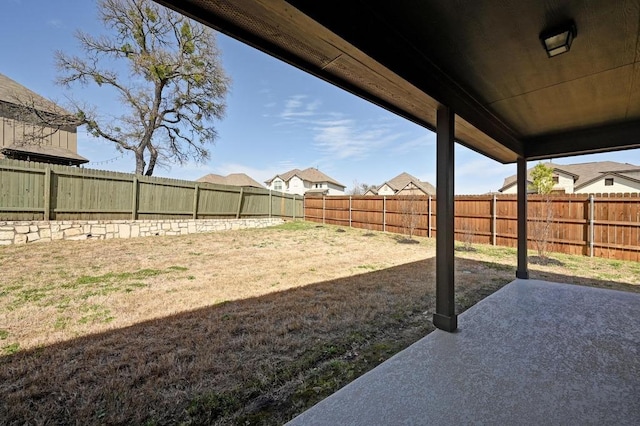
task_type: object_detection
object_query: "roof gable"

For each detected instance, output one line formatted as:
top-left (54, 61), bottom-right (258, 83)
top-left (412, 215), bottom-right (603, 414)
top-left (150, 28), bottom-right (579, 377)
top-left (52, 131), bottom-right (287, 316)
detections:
top-left (266, 167), bottom-right (345, 188)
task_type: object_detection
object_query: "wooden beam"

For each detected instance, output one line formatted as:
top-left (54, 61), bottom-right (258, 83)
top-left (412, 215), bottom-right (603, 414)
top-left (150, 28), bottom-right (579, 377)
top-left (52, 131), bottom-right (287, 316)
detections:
top-left (433, 105), bottom-right (457, 332)
top-left (284, 0), bottom-right (524, 156)
top-left (524, 120), bottom-right (640, 160)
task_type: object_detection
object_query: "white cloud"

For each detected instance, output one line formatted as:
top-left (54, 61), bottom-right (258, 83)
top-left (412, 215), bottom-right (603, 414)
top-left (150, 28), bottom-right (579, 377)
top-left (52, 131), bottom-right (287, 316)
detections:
top-left (311, 118), bottom-right (402, 160)
top-left (47, 19), bottom-right (64, 29)
top-left (214, 161), bottom-right (299, 184)
top-left (392, 134), bottom-right (435, 154)
top-left (279, 95), bottom-right (321, 119)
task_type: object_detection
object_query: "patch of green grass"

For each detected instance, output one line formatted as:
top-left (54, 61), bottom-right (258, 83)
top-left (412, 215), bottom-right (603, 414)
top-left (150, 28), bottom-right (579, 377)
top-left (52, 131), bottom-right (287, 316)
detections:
top-left (3, 342), bottom-right (20, 355)
top-left (356, 264), bottom-right (377, 270)
top-left (274, 220), bottom-right (317, 231)
top-left (167, 266), bottom-right (188, 272)
top-left (54, 316), bottom-right (71, 330)
top-left (78, 304), bottom-right (114, 325)
top-left (73, 269), bottom-right (165, 287)
top-left (0, 330), bottom-right (8, 340)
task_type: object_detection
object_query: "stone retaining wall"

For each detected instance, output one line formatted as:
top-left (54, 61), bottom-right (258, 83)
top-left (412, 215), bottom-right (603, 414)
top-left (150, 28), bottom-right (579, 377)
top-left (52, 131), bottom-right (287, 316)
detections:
top-left (0, 218), bottom-right (284, 245)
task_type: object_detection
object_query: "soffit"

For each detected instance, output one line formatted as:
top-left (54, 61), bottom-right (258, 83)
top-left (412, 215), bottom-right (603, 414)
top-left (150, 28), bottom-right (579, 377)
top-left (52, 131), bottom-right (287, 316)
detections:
top-left (154, 0), bottom-right (640, 163)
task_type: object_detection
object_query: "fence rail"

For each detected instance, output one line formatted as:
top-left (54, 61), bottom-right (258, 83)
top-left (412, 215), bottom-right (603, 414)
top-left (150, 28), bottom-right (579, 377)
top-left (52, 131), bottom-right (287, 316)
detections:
top-left (0, 159), bottom-right (303, 221)
top-left (303, 194), bottom-right (640, 261)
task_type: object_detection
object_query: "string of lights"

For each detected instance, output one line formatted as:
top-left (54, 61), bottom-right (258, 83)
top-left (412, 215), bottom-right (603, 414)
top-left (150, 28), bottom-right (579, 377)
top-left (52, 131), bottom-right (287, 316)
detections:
top-left (87, 152), bottom-right (127, 166)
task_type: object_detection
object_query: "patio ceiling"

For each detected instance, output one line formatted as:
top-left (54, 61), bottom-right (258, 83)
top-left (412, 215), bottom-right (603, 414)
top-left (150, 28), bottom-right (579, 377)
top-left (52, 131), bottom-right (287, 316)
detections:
top-left (153, 0), bottom-right (640, 164)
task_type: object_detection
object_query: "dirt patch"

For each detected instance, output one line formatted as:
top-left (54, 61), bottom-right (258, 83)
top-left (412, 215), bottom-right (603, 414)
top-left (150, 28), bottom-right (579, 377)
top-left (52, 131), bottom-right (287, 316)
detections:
top-left (0, 221), bottom-right (638, 424)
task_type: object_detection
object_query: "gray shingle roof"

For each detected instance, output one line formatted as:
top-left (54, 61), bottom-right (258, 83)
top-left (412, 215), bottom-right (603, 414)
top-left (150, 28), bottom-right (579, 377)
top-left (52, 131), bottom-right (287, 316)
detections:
top-left (197, 173), bottom-right (264, 188)
top-left (1, 143), bottom-right (88, 164)
top-left (265, 167), bottom-right (345, 188)
top-left (499, 161), bottom-right (640, 191)
top-left (379, 172), bottom-right (436, 195)
top-left (0, 73), bottom-right (68, 114)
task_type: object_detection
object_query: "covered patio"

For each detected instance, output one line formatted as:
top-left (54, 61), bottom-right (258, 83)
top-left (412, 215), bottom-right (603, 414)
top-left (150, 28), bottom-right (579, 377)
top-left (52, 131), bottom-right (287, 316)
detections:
top-left (288, 279), bottom-right (640, 424)
top-left (153, 0), bottom-right (640, 422)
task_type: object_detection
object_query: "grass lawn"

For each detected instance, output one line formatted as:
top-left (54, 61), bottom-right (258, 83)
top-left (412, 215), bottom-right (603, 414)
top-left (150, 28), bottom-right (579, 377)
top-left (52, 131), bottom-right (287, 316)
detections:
top-left (1, 221), bottom-right (638, 424)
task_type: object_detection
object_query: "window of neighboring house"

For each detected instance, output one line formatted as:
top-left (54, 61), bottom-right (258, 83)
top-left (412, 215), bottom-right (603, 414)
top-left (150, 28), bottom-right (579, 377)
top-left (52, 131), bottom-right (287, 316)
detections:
top-left (552, 176), bottom-right (559, 184)
top-left (274, 181), bottom-right (282, 191)
top-left (315, 183), bottom-right (322, 188)
top-left (605, 178), bottom-right (614, 186)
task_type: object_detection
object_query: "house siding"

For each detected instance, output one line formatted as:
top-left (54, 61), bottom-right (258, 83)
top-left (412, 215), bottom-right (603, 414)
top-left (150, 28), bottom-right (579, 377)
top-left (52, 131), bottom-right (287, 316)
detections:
top-left (577, 176), bottom-right (640, 194)
top-left (553, 172), bottom-right (574, 193)
top-left (377, 184), bottom-right (395, 196)
top-left (0, 116), bottom-right (78, 159)
top-left (326, 182), bottom-right (345, 195)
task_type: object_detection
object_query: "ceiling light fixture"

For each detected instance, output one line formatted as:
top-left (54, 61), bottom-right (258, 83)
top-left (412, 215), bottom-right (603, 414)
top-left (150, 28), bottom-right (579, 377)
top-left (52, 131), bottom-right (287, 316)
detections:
top-left (540, 21), bottom-right (577, 58)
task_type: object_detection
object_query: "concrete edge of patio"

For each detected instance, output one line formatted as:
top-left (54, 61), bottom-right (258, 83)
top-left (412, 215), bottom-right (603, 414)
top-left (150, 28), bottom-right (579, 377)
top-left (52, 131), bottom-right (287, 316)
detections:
top-left (288, 279), bottom-right (640, 425)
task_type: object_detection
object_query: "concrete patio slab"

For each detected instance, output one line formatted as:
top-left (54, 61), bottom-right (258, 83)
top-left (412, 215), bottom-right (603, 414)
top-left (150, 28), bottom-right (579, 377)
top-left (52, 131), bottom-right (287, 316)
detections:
top-left (288, 279), bottom-right (640, 425)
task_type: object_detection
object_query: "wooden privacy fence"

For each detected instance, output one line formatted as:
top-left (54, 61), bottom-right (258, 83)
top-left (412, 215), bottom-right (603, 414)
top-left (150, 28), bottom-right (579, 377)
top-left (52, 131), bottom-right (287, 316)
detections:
top-left (304, 194), bottom-right (640, 261)
top-left (0, 159), bottom-right (303, 221)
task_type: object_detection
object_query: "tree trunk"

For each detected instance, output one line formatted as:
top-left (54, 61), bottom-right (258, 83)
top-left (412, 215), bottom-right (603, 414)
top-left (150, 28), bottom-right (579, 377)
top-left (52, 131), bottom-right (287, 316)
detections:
top-left (135, 149), bottom-right (146, 175)
top-left (144, 145), bottom-right (158, 176)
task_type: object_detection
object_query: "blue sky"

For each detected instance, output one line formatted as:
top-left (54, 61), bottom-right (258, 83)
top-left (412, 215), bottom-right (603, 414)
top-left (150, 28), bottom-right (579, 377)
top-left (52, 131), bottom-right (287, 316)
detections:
top-left (1, 1), bottom-right (638, 194)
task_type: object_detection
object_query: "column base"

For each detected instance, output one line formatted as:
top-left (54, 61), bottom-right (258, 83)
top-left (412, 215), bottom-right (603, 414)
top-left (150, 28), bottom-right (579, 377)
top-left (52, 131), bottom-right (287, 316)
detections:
top-left (433, 313), bottom-right (458, 332)
top-left (516, 270), bottom-right (530, 279)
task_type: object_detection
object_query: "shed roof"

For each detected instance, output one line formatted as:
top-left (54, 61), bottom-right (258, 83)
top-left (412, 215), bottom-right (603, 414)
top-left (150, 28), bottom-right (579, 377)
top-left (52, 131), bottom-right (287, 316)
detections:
top-left (1, 144), bottom-right (88, 165)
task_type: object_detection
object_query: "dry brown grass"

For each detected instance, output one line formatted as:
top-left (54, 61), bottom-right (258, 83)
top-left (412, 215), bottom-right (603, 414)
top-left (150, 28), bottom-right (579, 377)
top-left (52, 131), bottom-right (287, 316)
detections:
top-left (1, 221), bottom-right (638, 424)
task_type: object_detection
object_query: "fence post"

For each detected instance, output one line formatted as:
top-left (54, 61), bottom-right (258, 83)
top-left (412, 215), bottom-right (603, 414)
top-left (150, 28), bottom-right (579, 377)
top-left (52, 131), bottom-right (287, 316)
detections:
top-left (131, 176), bottom-right (138, 220)
top-left (43, 167), bottom-right (51, 220)
top-left (192, 184), bottom-right (199, 219)
top-left (589, 194), bottom-right (595, 257)
top-left (349, 196), bottom-right (352, 227)
top-left (293, 195), bottom-right (296, 220)
top-left (302, 195), bottom-right (305, 221)
top-left (383, 196), bottom-right (387, 232)
top-left (322, 196), bottom-right (326, 224)
top-left (492, 194), bottom-right (497, 246)
top-left (428, 195), bottom-right (432, 238)
top-left (236, 187), bottom-right (244, 219)
top-left (269, 190), bottom-right (272, 218)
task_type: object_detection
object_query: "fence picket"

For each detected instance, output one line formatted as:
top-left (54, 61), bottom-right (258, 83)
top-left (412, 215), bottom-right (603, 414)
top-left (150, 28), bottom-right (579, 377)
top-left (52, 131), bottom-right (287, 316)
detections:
top-left (0, 159), bottom-right (301, 222)
top-left (305, 193), bottom-right (640, 261)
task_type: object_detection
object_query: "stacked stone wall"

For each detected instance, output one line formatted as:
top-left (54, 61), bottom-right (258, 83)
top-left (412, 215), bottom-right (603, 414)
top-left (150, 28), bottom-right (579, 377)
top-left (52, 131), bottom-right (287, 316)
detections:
top-left (0, 218), bottom-right (284, 245)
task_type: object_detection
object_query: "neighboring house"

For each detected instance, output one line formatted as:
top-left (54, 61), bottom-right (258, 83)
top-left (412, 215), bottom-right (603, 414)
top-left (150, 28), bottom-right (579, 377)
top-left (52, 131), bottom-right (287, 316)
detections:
top-left (197, 172), bottom-right (264, 188)
top-left (366, 172), bottom-right (435, 196)
top-left (0, 73), bottom-right (88, 166)
top-left (264, 167), bottom-right (346, 196)
top-left (499, 161), bottom-right (640, 194)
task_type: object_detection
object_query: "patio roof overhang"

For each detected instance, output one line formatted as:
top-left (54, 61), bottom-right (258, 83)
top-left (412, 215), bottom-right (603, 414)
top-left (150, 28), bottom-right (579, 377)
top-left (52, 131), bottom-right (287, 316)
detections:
top-left (153, 0), bottom-right (640, 332)
top-left (154, 0), bottom-right (640, 164)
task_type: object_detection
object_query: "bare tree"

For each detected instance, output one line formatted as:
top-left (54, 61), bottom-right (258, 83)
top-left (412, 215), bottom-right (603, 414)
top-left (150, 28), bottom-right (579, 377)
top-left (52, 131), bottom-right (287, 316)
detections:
top-left (348, 180), bottom-right (375, 195)
top-left (529, 163), bottom-right (555, 259)
top-left (56, 0), bottom-right (230, 175)
top-left (399, 193), bottom-right (422, 240)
